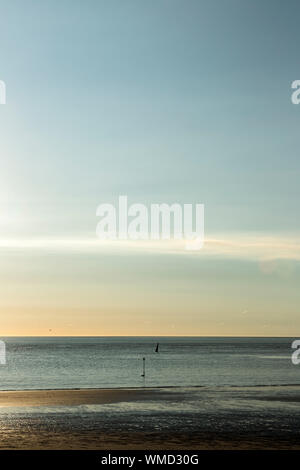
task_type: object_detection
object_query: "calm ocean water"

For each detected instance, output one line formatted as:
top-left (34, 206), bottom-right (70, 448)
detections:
top-left (0, 336), bottom-right (300, 447)
top-left (0, 336), bottom-right (298, 390)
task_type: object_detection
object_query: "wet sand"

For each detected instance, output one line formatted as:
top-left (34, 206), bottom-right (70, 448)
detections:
top-left (0, 387), bottom-right (300, 449)
top-left (1, 431), bottom-right (300, 450)
top-left (0, 387), bottom-right (163, 407)
top-left (1, 385), bottom-right (300, 407)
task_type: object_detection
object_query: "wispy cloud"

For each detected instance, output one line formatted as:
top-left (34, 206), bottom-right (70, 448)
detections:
top-left (203, 236), bottom-right (300, 261)
top-left (0, 234), bottom-right (299, 260)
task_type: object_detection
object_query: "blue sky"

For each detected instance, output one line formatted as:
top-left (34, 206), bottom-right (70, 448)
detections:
top-left (0, 0), bottom-right (299, 335)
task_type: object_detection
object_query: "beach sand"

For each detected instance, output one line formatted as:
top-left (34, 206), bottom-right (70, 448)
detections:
top-left (0, 387), bottom-right (300, 449)
top-left (1, 430), bottom-right (300, 450)
top-left (0, 387), bottom-right (163, 407)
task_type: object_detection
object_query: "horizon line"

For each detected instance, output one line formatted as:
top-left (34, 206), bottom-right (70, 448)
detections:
top-left (0, 335), bottom-right (297, 338)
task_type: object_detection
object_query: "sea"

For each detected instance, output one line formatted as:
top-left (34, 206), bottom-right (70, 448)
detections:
top-left (0, 336), bottom-right (298, 390)
top-left (0, 337), bottom-right (300, 447)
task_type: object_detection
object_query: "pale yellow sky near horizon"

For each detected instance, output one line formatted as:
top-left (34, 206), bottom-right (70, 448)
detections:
top-left (0, 234), bottom-right (299, 337)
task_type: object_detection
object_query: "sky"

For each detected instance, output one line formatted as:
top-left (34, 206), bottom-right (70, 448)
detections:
top-left (0, 0), bottom-right (299, 336)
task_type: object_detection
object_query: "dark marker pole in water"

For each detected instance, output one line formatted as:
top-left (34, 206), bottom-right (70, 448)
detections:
top-left (141, 357), bottom-right (145, 377)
